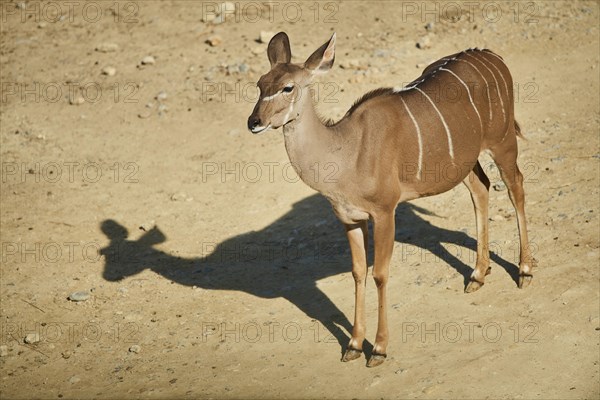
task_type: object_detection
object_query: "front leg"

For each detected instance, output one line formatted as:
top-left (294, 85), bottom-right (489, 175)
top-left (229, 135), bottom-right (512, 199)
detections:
top-left (342, 220), bottom-right (368, 362)
top-left (368, 211), bottom-right (395, 368)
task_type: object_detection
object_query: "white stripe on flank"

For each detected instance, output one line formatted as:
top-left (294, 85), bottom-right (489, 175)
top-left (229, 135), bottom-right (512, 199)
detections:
top-left (439, 67), bottom-right (483, 132)
top-left (464, 52), bottom-right (506, 122)
top-left (444, 57), bottom-right (493, 121)
top-left (482, 50), bottom-right (504, 62)
top-left (481, 54), bottom-right (509, 98)
top-left (414, 87), bottom-right (454, 160)
top-left (400, 97), bottom-right (423, 180)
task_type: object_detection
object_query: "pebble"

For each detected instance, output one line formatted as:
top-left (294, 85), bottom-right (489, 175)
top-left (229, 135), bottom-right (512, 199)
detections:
top-left (238, 63), bottom-right (249, 73)
top-left (139, 220), bottom-right (156, 231)
top-left (228, 129), bottom-right (240, 136)
top-left (251, 46), bottom-right (265, 55)
top-left (155, 91), bottom-right (168, 101)
top-left (493, 182), bottom-right (506, 191)
top-left (141, 55), bottom-right (155, 65)
top-left (69, 95), bottom-right (85, 105)
top-left (206, 35), bottom-right (223, 47)
top-left (416, 36), bottom-right (431, 49)
top-left (95, 43), bottom-right (119, 53)
top-left (38, 22), bottom-right (47, 29)
top-left (24, 333), bottom-right (40, 344)
top-left (339, 59), bottom-right (362, 70)
top-left (425, 22), bottom-right (435, 31)
top-left (0, 345), bottom-right (8, 357)
top-left (68, 375), bottom-right (81, 384)
top-left (220, 2), bottom-right (236, 17)
top-left (171, 192), bottom-right (193, 202)
top-left (102, 66), bottom-right (117, 76)
top-left (129, 345), bottom-right (141, 353)
top-left (62, 351), bottom-right (71, 359)
top-left (259, 31), bottom-right (276, 44)
top-left (490, 214), bottom-right (505, 222)
top-left (68, 291), bottom-right (90, 302)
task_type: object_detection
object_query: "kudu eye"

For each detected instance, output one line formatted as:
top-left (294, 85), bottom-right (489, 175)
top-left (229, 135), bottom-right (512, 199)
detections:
top-left (282, 85), bottom-right (294, 93)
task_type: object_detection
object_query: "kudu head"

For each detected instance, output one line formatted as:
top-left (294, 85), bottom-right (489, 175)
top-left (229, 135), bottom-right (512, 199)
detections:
top-left (247, 31), bottom-right (336, 134)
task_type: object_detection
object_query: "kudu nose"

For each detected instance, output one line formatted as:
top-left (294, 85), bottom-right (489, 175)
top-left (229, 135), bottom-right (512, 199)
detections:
top-left (248, 117), bottom-right (261, 132)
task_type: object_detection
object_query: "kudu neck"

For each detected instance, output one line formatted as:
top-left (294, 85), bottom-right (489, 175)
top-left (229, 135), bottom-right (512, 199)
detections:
top-left (282, 88), bottom-right (343, 192)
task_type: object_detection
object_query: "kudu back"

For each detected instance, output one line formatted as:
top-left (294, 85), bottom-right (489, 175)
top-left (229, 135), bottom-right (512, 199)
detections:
top-left (247, 32), bottom-right (536, 367)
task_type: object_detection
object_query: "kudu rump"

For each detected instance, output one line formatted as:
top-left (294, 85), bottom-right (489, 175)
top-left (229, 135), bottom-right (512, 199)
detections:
top-left (247, 32), bottom-right (536, 367)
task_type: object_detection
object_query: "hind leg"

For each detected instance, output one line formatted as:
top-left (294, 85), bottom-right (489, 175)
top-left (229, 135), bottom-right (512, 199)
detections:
top-left (490, 128), bottom-right (536, 288)
top-left (463, 161), bottom-right (492, 293)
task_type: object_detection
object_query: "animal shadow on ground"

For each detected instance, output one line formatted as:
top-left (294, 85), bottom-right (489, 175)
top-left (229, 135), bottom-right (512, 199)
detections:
top-left (100, 194), bottom-right (519, 357)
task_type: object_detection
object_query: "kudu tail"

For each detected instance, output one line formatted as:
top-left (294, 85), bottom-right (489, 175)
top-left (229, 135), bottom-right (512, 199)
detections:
top-left (514, 120), bottom-right (525, 139)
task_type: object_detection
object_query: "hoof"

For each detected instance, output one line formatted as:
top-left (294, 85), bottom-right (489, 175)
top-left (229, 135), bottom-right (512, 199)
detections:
top-left (342, 348), bottom-right (362, 362)
top-left (518, 274), bottom-right (533, 288)
top-left (465, 280), bottom-right (483, 293)
top-left (366, 353), bottom-right (386, 368)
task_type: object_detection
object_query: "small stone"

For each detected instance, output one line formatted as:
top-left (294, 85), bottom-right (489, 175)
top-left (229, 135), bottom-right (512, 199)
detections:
top-left (227, 129), bottom-right (240, 136)
top-left (139, 220), bottom-right (156, 231)
top-left (425, 22), bottom-right (435, 31)
top-left (416, 36), bottom-right (431, 49)
top-left (38, 22), bottom-right (47, 29)
top-left (158, 104), bottom-right (168, 114)
top-left (259, 31), bottom-right (276, 44)
top-left (206, 35), bottom-right (222, 47)
top-left (155, 91), bottom-right (168, 101)
top-left (171, 192), bottom-right (191, 201)
top-left (238, 63), bottom-right (249, 73)
top-left (138, 112), bottom-right (152, 119)
top-left (129, 345), bottom-right (141, 353)
top-left (95, 43), bottom-right (119, 53)
top-left (251, 46), bottom-right (265, 55)
top-left (69, 95), bottom-right (85, 105)
top-left (212, 2), bottom-right (235, 23)
top-left (395, 368), bottom-right (406, 374)
top-left (141, 55), bottom-right (155, 65)
top-left (102, 66), bottom-right (117, 76)
top-left (68, 375), bottom-right (81, 384)
top-left (490, 214), bottom-right (505, 222)
top-left (340, 59), bottom-right (363, 70)
top-left (493, 182), bottom-right (506, 191)
top-left (61, 351), bottom-right (71, 359)
top-left (68, 291), bottom-right (90, 302)
top-left (0, 345), bottom-right (8, 357)
top-left (24, 333), bottom-right (40, 344)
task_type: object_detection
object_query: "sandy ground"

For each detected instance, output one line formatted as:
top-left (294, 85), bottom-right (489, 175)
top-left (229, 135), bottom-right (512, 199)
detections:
top-left (1, 0), bottom-right (599, 398)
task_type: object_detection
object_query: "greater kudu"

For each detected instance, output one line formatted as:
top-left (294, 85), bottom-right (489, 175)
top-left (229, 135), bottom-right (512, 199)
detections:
top-left (247, 32), bottom-right (536, 367)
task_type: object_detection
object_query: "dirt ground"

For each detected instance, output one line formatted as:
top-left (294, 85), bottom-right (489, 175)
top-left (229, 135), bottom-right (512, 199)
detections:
top-left (1, 0), bottom-right (599, 398)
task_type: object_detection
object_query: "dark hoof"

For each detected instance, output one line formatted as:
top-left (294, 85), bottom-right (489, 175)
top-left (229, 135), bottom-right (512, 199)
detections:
top-left (342, 348), bottom-right (362, 362)
top-left (366, 353), bottom-right (386, 368)
top-left (465, 280), bottom-right (483, 293)
top-left (518, 274), bottom-right (533, 288)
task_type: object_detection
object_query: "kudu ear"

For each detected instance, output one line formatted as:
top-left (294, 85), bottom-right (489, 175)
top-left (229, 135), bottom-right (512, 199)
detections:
top-left (304, 32), bottom-right (336, 74)
top-left (267, 32), bottom-right (292, 67)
